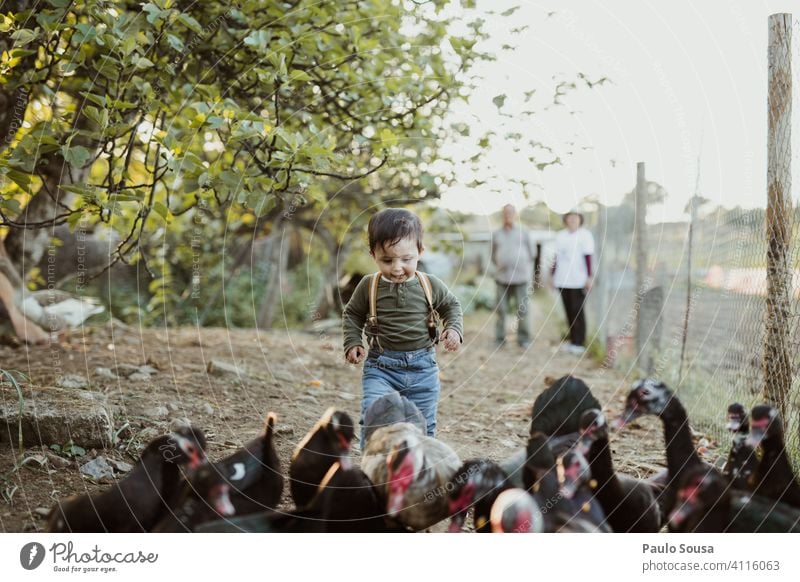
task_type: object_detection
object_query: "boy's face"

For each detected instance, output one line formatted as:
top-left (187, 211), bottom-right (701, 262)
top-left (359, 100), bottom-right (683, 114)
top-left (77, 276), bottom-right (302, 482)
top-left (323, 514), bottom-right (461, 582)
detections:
top-left (371, 237), bottom-right (421, 283)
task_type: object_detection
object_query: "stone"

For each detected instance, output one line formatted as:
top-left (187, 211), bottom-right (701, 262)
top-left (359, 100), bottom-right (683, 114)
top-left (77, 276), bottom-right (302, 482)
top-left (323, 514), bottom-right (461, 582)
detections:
top-left (80, 456), bottom-right (115, 481)
top-left (200, 403), bottom-right (214, 415)
top-left (127, 372), bottom-right (151, 382)
top-left (114, 364), bottom-right (140, 378)
top-left (93, 367), bottom-right (117, 380)
top-left (0, 386), bottom-right (114, 449)
top-left (34, 507), bottom-right (51, 518)
top-left (46, 452), bottom-right (71, 469)
top-left (168, 417), bottom-right (192, 431)
top-left (206, 359), bottom-right (242, 377)
top-left (138, 365), bottom-right (158, 376)
top-left (338, 392), bottom-right (356, 401)
top-left (275, 425), bottom-right (295, 436)
top-left (107, 458), bottom-right (133, 474)
top-left (167, 402), bottom-right (179, 412)
top-left (296, 394), bottom-right (319, 405)
top-left (273, 370), bottom-right (295, 383)
top-left (144, 406), bottom-right (169, 419)
top-left (56, 375), bottom-right (88, 390)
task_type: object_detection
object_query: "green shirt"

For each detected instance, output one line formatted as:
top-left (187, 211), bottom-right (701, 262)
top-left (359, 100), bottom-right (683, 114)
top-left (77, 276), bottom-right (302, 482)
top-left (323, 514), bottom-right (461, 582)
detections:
top-left (342, 273), bottom-right (464, 353)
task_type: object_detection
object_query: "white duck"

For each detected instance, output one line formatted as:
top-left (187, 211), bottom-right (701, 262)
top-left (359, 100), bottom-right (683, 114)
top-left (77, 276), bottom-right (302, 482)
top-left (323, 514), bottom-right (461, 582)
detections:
top-left (0, 257), bottom-right (105, 332)
top-left (361, 421), bottom-right (460, 531)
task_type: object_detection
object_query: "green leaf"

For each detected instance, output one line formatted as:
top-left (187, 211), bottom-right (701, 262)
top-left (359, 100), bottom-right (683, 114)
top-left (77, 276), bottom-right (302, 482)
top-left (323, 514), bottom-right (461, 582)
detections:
top-left (61, 145), bottom-right (92, 169)
top-left (177, 13), bottom-right (204, 34)
top-left (5, 170), bottom-right (34, 193)
top-left (10, 29), bottom-right (38, 46)
top-left (80, 92), bottom-right (106, 107)
top-left (289, 69), bottom-right (312, 82)
top-left (152, 201), bottom-right (172, 222)
top-left (379, 127), bottom-right (398, 146)
top-left (135, 56), bottom-right (155, 69)
top-left (83, 105), bottom-right (108, 128)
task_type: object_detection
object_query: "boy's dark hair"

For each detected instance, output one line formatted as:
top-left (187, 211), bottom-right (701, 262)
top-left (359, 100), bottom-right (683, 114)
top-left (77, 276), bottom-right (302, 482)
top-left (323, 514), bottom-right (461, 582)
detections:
top-left (368, 208), bottom-right (424, 254)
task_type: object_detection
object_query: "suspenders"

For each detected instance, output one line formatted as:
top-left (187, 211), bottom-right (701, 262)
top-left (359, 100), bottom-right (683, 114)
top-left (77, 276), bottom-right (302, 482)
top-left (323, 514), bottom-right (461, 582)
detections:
top-left (366, 271), bottom-right (441, 351)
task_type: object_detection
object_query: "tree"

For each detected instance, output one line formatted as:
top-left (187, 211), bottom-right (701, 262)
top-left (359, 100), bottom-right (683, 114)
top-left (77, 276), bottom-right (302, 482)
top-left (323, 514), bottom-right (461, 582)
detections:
top-left (1, 0), bottom-right (486, 326)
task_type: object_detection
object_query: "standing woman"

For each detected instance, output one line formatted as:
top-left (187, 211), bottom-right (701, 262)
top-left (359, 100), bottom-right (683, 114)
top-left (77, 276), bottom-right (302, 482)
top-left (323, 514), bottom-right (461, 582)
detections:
top-left (551, 209), bottom-right (594, 355)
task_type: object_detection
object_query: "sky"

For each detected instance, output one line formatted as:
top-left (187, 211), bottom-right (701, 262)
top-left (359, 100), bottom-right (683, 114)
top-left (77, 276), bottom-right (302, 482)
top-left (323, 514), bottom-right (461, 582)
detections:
top-left (433, 0), bottom-right (800, 221)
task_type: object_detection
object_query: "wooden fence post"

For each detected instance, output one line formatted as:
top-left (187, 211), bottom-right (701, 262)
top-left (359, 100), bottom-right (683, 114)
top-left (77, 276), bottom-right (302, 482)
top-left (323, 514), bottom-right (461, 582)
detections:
top-left (764, 13), bottom-right (793, 415)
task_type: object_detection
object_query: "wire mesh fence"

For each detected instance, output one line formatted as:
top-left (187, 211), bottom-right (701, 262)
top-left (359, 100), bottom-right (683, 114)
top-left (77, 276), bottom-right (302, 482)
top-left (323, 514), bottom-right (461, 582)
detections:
top-left (586, 14), bottom-right (800, 467)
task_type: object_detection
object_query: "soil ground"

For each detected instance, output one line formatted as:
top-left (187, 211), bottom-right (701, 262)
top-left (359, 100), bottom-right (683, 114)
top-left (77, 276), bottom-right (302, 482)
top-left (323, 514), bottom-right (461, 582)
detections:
top-left (0, 298), bottom-right (722, 532)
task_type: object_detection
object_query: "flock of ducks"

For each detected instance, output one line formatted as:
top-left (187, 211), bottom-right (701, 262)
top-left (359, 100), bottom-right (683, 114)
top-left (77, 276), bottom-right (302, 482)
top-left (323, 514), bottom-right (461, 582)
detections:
top-left (46, 375), bottom-right (800, 533)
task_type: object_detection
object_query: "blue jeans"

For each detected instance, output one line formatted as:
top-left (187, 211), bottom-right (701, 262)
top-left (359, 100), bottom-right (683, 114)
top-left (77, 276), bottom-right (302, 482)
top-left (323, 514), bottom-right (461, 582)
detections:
top-left (360, 347), bottom-right (440, 447)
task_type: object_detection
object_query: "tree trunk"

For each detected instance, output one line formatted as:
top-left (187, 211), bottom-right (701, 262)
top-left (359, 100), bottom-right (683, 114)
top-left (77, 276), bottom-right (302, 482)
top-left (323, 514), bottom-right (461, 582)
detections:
top-left (257, 218), bottom-right (289, 329)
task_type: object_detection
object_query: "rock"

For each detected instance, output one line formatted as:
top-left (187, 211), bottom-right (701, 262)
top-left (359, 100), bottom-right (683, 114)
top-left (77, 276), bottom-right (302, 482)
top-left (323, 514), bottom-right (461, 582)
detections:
top-left (199, 403), bottom-right (214, 415)
top-left (144, 406), bottom-right (169, 419)
top-left (127, 372), bottom-right (151, 382)
top-left (207, 359), bottom-right (242, 376)
top-left (273, 370), bottom-right (295, 383)
top-left (275, 425), bottom-right (295, 436)
top-left (46, 452), bottom-right (71, 469)
top-left (56, 375), bottom-right (88, 389)
top-left (114, 364), bottom-right (141, 378)
top-left (168, 417), bottom-right (192, 431)
top-left (167, 402), bottom-right (179, 412)
top-left (93, 367), bottom-right (117, 380)
top-left (0, 386), bottom-right (114, 449)
top-left (296, 394), bottom-right (319, 405)
top-left (107, 458), bottom-right (133, 474)
top-left (338, 392), bottom-right (356, 401)
top-left (34, 507), bottom-right (51, 518)
top-left (500, 439), bottom-right (518, 448)
top-left (80, 456), bottom-right (115, 481)
top-left (138, 365), bottom-right (158, 376)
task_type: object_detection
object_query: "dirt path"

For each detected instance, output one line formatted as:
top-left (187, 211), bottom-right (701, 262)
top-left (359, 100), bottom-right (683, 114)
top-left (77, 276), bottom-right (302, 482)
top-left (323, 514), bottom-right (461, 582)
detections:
top-left (0, 297), bottom-right (699, 532)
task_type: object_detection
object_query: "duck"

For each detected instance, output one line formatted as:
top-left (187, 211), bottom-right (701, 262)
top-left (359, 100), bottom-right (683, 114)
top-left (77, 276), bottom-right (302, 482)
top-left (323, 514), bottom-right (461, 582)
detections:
top-left (499, 375), bottom-right (599, 488)
top-left (577, 409), bottom-right (661, 532)
top-left (489, 488), bottom-right (544, 533)
top-left (362, 391), bottom-right (427, 444)
top-left (668, 465), bottom-right (800, 533)
top-left (215, 412), bottom-right (284, 515)
top-left (196, 462), bottom-right (408, 533)
top-left (151, 463), bottom-right (236, 532)
top-left (289, 408), bottom-right (355, 508)
top-left (362, 422), bottom-right (460, 531)
top-left (558, 449), bottom-right (611, 532)
top-left (746, 404), bottom-right (800, 509)
top-left (722, 402), bottom-right (758, 491)
top-left (614, 378), bottom-right (707, 519)
top-left (446, 459), bottom-right (511, 532)
top-left (0, 256), bottom-right (105, 332)
top-left (522, 432), bottom-right (599, 532)
top-left (47, 427), bottom-right (207, 532)
top-left (530, 375), bottom-right (601, 436)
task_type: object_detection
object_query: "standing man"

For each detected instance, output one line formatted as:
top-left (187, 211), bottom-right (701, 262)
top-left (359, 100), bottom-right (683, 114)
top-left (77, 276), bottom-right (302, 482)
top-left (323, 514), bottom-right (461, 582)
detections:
top-left (551, 208), bottom-right (595, 355)
top-left (491, 204), bottom-right (536, 349)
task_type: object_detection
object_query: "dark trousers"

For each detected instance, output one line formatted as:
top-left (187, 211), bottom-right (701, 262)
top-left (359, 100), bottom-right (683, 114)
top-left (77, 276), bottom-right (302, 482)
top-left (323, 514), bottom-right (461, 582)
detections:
top-left (559, 287), bottom-right (586, 346)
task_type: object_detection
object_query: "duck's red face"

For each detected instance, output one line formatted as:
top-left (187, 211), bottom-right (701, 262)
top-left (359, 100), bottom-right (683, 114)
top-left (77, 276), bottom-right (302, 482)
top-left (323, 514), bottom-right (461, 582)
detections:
top-left (386, 444), bottom-right (416, 516)
top-left (669, 474), bottom-right (706, 528)
top-left (173, 434), bottom-right (207, 469)
top-left (447, 481), bottom-right (476, 532)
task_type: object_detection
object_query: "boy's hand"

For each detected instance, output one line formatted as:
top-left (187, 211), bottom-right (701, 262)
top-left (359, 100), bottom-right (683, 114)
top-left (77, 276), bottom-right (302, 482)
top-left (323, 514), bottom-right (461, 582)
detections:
top-left (346, 346), bottom-right (365, 364)
top-left (441, 329), bottom-right (461, 352)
